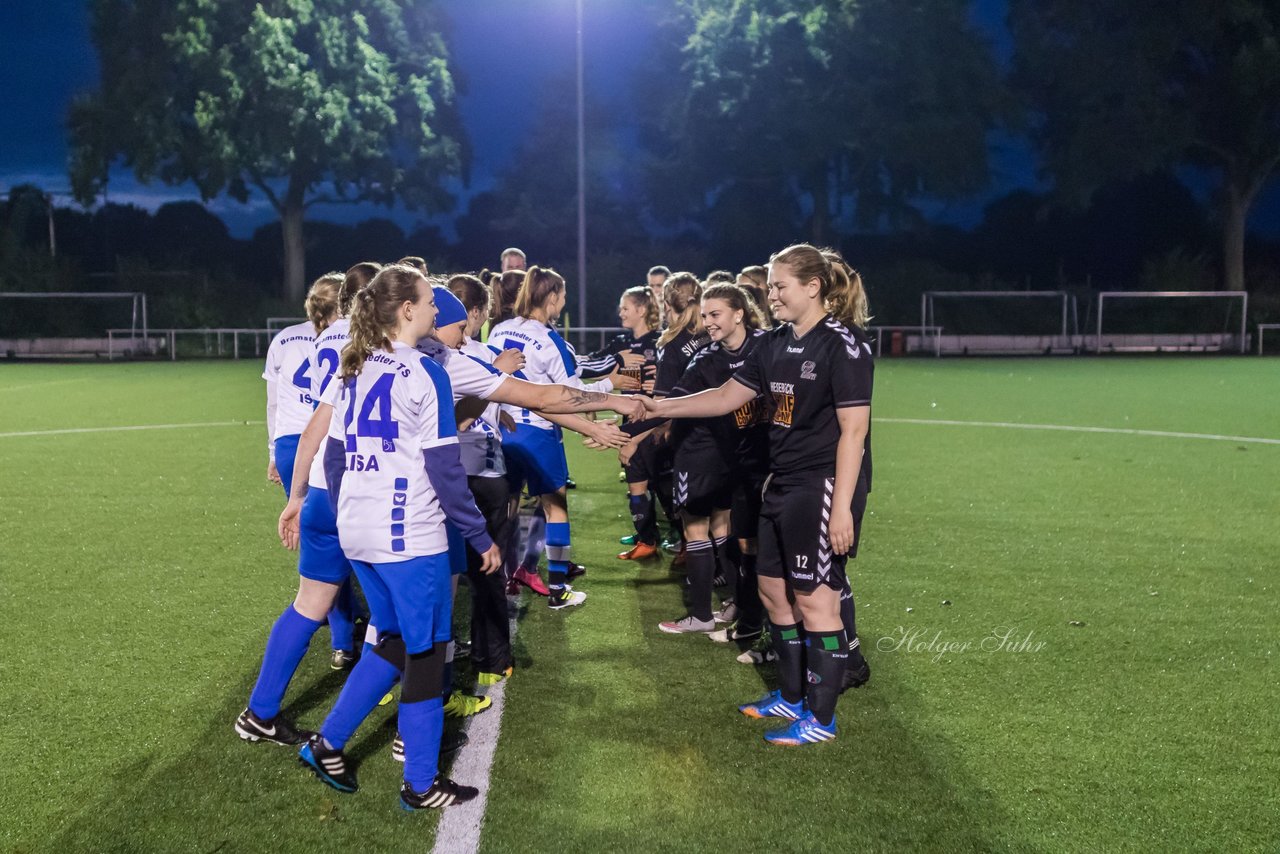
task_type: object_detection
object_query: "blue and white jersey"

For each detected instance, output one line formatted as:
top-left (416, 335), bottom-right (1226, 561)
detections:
top-left (459, 338), bottom-right (506, 439)
top-left (262, 321), bottom-right (318, 440)
top-left (488, 316), bottom-right (610, 430)
top-left (311, 318), bottom-right (350, 404)
top-left (414, 336), bottom-right (507, 404)
top-left (307, 318), bottom-right (350, 489)
top-left (416, 336), bottom-right (509, 479)
top-left (327, 341), bottom-right (457, 563)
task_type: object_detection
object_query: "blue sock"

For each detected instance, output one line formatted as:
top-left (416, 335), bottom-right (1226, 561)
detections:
top-left (399, 697), bottom-right (444, 792)
top-left (545, 521), bottom-right (571, 589)
top-left (248, 605), bottom-right (323, 720)
top-left (328, 578), bottom-right (356, 652)
top-left (319, 651), bottom-right (401, 749)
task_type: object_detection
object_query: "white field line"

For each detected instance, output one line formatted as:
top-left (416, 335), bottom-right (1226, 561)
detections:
top-left (430, 607), bottom-right (520, 854)
top-left (877, 417), bottom-right (1280, 446)
top-left (0, 420), bottom-right (264, 439)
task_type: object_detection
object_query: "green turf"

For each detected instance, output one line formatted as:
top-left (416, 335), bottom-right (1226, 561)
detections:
top-left (1, 358), bottom-right (1278, 853)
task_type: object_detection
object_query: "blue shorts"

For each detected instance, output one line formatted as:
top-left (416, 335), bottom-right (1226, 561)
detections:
top-left (350, 552), bottom-right (452, 654)
top-left (275, 434), bottom-right (301, 498)
top-left (446, 523), bottom-right (467, 576)
top-left (298, 487), bottom-right (354, 585)
top-left (501, 424), bottom-right (568, 496)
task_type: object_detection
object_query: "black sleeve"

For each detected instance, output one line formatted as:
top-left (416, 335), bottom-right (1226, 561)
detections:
top-left (577, 333), bottom-right (627, 379)
top-left (830, 336), bottom-right (873, 408)
top-left (652, 340), bottom-right (685, 397)
top-left (731, 336), bottom-right (768, 393)
top-left (671, 350), bottom-right (713, 397)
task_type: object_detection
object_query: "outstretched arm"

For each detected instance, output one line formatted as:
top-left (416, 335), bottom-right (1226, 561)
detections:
top-left (641, 378), bottom-right (756, 420)
top-left (492, 376), bottom-right (644, 419)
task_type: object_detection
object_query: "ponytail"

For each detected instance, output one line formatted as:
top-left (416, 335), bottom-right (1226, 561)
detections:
top-left (820, 249), bottom-right (871, 330)
top-left (305, 272), bottom-right (344, 334)
top-left (339, 264), bottom-right (425, 378)
top-left (491, 270), bottom-right (524, 323)
top-left (514, 265), bottom-right (565, 319)
top-left (657, 272), bottom-right (703, 347)
top-left (339, 261), bottom-right (382, 317)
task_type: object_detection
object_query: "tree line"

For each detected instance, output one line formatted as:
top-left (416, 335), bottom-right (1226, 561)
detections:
top-left (4, 0), bottom-right (1280, 329)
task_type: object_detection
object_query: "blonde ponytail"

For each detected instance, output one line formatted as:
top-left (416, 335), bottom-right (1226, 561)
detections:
top-left (657, 272), bottom-right (703, 347)
top-left (305, 273), bottom-right (344, 334)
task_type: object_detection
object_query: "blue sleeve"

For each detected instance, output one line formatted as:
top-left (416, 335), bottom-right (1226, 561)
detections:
top-left (422, 446), bottom-right (495, 554)
top-left (322, 436), bottom-right (346, 515)
top-left (546, 328), bottom-right (579, 376)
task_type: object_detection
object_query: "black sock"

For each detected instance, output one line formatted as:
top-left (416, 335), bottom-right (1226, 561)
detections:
top-left (840, 587), bottom-right (866, 667)
top-left (628, 493), bottom-right (656, 545)
top-left (712, 536), bottom-right (737, 585)
top-left (770, 622), bottom-right (806, 704)
top-left (805, 629), bottom-right (848, 726)
top-left (548, 569), bottom-right (567, 591)
top-left (735, 551), bottom-right (764, 630)
top-left (685, 539), bottom-right (715, 621)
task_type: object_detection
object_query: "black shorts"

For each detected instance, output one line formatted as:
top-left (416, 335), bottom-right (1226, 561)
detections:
top-left (625, 433), bottom-right (673, 484)
top-left (730, 472), bottom-right (768, 540)
top-left (672, 465), bottom-right (733, 518)
top-left (757, 472), bottom-right (868, 593)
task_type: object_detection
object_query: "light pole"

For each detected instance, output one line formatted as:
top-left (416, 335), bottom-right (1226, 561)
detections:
top-left (576, 0), bottom-right (587, 329)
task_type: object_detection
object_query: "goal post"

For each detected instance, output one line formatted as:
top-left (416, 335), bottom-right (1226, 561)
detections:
top-left (920, 290), bottom-right (1079, 355)
top-left (0, 292), bottom-right (150, 357)
top-left (1094, 291), bottom-right (1248, 354)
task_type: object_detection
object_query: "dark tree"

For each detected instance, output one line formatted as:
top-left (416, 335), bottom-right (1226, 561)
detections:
top-left (69, 0), bottom-right (467, 300)
top-left (1011, 0), bottom-right (1280, 291)
top-left (642, 0), bottom-right (1006, 243)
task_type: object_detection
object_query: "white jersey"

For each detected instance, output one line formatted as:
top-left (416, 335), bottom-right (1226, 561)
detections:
top-left (459, 337), bottom-right (506, 438)
top-left (488, 316), bottom-right (610, 430)
top-left (262, 322), bottom-right (318, 440)
top-left (415, 336), bottom-right (507, 403)
top-left (308, 318), bottom-right (351, 489)
top-left (416, 336), bottom-right (508, 478)
top-left (327, 341), bottom-right (456, 562)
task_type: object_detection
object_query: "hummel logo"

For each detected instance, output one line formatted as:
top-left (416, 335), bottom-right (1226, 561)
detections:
top-left (786, 345), bottom-right (805, 354)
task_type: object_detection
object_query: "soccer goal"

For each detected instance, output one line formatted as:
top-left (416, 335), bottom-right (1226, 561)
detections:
top-left (0, 291), bottom-right (151, 358)
top-left (1093, 291), bottom-right (1248, 354)
top-left (921, 290), bottom-right (1079, 355)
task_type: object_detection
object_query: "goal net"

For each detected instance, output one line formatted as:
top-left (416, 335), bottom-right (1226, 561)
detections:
top-left (1093, 291), bottom-right (1247, 354)
top-left (921, 290), bottom-right (1079, 355)
top-left (0, 292), bottom-right (149, 358)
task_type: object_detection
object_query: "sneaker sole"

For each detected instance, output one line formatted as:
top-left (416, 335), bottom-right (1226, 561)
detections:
top-left (764, 734), bottom-right (836, 746)
top-left (657, 623), bottom-right (714, 634)
top-left (235, 722), bottom-right (307, 746)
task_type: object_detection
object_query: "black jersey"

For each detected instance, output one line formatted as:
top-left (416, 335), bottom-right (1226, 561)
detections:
top-left (579, 329), bottom-right (660, 384)
top-left (731, 315), bottom-right (873, 484)
top-left (653, 328), bottom-right (712, 398)
top-left (671, 329), bottom-right (770, 475)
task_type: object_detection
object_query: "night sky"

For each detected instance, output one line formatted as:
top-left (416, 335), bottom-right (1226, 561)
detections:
top-left (2, 0), bottom-right (1278, 239)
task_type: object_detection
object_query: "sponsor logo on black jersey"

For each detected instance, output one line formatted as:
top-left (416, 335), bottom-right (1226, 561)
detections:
top-left (786, 345), bottom-right (805, 354)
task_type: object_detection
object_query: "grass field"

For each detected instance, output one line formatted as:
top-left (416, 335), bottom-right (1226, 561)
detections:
top-left (2, 357), bottom-right (1278, 853)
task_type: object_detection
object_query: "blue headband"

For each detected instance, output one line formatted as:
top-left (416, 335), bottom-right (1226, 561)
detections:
top-left (432, 286), bottom-right (468, 329)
